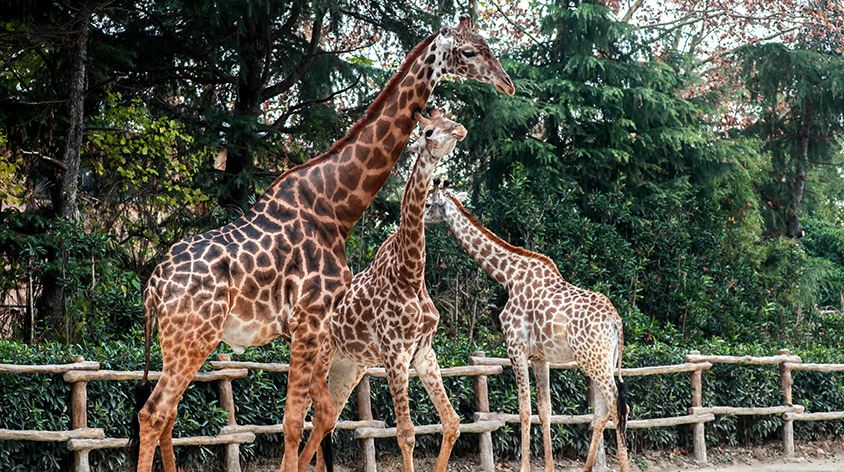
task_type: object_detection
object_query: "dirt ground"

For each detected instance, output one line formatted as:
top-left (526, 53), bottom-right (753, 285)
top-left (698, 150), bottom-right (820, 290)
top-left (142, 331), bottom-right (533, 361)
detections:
top-left (248, 438), bottom-right (844, 471)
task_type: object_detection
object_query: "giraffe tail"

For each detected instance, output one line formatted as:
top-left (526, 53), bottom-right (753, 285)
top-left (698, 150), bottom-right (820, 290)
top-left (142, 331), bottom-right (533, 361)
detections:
top-left (615, 321), bottom-right (628, 447)
top-left (128, 289), bottom-right (157, 467)
top-left (320, 431), bottom-right (335, 472)
top-left (616, 378), bottom-right (628, 448)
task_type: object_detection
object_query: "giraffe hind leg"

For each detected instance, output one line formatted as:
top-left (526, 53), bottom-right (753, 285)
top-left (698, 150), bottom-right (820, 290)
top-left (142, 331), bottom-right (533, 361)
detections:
top-left (583, 379), bottom-right (610, 472)
top-left (159, 408), bottom-right (178, 472)
top-left (584, 373), bottom-right (634, 472)
top-left (315, 358), bottom-right (368, 472)
top-left (135, 311), bottom-right (224, 472)
top-left (129, 381), bottom-right (154, 470)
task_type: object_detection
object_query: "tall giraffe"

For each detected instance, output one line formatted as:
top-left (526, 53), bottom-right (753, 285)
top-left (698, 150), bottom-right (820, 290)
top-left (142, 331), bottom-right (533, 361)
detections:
top-left (424, 182), bottom-right (630, 472)
top-left (306, 109), bottom-right (467, 472)
top-left (128, 16), bottom-right (514, 472)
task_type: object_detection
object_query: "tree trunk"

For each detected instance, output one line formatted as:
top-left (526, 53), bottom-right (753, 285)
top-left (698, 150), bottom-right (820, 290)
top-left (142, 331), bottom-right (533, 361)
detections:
top-left (220, 10), bottom-right (324, 210)
top-left (220, 14), bottom-right (270, 210)
top-left (37, 11), bottom-right (89, 341)
top-left (59, 13), bottom-right (89, 220)
top-left (786, 112), bottom-right (811, 239)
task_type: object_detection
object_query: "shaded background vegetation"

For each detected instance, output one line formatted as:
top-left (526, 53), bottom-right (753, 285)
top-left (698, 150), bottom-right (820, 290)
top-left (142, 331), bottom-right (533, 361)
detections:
top-left (2, 0), bottom-right (844, 470)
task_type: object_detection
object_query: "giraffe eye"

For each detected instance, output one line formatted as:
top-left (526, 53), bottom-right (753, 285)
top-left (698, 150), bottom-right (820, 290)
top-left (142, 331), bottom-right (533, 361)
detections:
top-left (462, 49), bottom-right (477, 58)
top-left (425, 129), bottom-right (434, 137)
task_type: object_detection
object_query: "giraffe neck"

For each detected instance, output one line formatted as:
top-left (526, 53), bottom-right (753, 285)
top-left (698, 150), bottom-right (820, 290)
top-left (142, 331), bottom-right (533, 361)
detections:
top-left (394, 147), bottom-right (438, 284)
top-left (442, 195), bottom-right (558, 287)
top-left (262, 32), bottom-right (451, 236)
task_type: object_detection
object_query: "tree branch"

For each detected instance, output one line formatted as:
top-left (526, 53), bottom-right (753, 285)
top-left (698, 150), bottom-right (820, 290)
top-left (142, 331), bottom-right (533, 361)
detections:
top-left (261, 10), bottom-right (326, 102)
top-left (272, 74), bottom-right (363, 129)
top-left (21, 150), bottom-right (68, 171)
top-left (621, 0), bottom-right (645, 23)
top-left (490, 0), bottom-right (548, 53)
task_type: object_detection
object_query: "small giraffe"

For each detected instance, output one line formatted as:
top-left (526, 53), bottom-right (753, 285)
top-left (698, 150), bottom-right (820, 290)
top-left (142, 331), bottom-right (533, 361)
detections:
top-left (424, 182), bottom-right (631, 472)
top-left (129, 15), bottom-right (514, 472)
top-left (307, 109), bottom-right (467, 472)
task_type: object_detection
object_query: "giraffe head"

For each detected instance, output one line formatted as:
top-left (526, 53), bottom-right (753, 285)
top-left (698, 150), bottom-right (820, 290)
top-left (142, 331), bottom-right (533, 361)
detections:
top-left (411, 108), bottom-right (467, 158)
top-left (424, 176), bottom-right (468, 224)
top-left (438, 14), bottom-right (516, 95)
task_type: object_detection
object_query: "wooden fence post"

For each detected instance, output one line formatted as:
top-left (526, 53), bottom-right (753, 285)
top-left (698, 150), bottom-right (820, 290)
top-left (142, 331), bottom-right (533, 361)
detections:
top-left (780, 348), bottom-right (795, 457)
top-left (216, 354), bottom-right (241, 472)
top-left (688, 350), bottom-right (707, 463)
top-left (357, 374), bottom-right (377, 472)
top-left (587, 378), bottom-right (607, 471)
top-left (70, 355), bottom-right (90, 472)
top-left (472, 351), bottom-right (495, 472)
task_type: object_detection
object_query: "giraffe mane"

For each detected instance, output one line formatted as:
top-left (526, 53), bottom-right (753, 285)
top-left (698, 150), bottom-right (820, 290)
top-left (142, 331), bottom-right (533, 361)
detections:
top-left (447, 194), bottom-right (563, 276)
top-left (265, 31), bottom-right (441, 188)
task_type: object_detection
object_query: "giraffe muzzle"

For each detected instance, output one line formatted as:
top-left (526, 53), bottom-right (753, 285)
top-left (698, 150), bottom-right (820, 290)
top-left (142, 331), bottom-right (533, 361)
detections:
top-left (494, 73), bottom-right (516, 96)
top-left (453, 125), bottom-right (468, 141)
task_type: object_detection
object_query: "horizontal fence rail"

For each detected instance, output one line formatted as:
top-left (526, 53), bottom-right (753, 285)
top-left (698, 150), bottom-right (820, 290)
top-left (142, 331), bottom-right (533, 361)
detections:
top-left (1, 348), bottom-right (843, 471)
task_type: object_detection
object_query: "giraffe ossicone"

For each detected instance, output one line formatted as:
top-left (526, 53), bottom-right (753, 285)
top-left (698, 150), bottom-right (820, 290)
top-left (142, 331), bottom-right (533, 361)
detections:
top-left (424, 181), bottom-right (632, 472)
top-left (129, 14), bottom-right (514, 472)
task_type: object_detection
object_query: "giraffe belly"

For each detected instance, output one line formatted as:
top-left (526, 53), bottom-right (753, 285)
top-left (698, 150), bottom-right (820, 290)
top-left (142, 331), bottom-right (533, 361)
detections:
top-left (533, 319), bottom-right (576, 364)
top-left (537, 342), bottom-right (576, 364)
top-left (221, 305), bottom-right (292, 354)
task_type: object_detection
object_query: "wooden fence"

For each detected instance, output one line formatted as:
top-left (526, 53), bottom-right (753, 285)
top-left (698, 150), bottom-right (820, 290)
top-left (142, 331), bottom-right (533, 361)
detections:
top-left (1, 348), bottom-right (843, 471)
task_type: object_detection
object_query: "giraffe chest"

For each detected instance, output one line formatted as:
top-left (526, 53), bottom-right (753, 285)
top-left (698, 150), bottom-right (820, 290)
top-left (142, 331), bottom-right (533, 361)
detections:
top-left (330, 269), bottom-right (430, 365)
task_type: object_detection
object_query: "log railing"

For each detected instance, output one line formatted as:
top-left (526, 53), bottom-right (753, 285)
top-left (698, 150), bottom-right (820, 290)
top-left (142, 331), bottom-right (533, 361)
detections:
top-left (1, 348), bottom-right (843, 472)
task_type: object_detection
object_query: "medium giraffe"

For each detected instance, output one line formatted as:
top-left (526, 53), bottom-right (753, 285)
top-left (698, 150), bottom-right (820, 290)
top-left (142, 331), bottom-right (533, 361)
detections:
top-left (424, 181), bottom-right (631, 472)
top-left (128, 15), bottom-right (514, 472)
top-left (306, 109), bottom-right (467, 472)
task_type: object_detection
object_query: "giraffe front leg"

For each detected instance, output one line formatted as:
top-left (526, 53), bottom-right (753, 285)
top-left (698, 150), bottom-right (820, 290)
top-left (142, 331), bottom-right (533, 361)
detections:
top-left (297, 327), bottom-right (336, 471)
top-left (280, 307), bottom-right (325, 472)
top-left (413, 345), bottom-right (460, 472)
top-left (385, 351), bottom-right (415, 472)
top-left (534, 360), bottom-right (555, 472)
top-left (509, 345), bottom-right (533, 472)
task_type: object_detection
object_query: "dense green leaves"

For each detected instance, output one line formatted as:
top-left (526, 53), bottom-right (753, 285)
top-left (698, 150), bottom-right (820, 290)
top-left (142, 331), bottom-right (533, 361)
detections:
top-left (2, 0), bottom-right (844, 469)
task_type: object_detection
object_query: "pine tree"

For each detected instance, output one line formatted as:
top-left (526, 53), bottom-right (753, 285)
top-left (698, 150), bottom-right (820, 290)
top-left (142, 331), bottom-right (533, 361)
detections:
top-left (738, 43), bottom-right (844, 238)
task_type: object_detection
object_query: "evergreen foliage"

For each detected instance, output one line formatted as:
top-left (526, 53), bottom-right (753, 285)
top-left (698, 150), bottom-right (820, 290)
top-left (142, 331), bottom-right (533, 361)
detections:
top-left (2, 0), bottom-right (844, 469)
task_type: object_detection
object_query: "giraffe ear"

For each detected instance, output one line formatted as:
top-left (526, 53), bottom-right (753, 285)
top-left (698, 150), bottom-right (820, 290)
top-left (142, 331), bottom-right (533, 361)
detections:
top-left (453, 191), bottom-right (469, 203)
